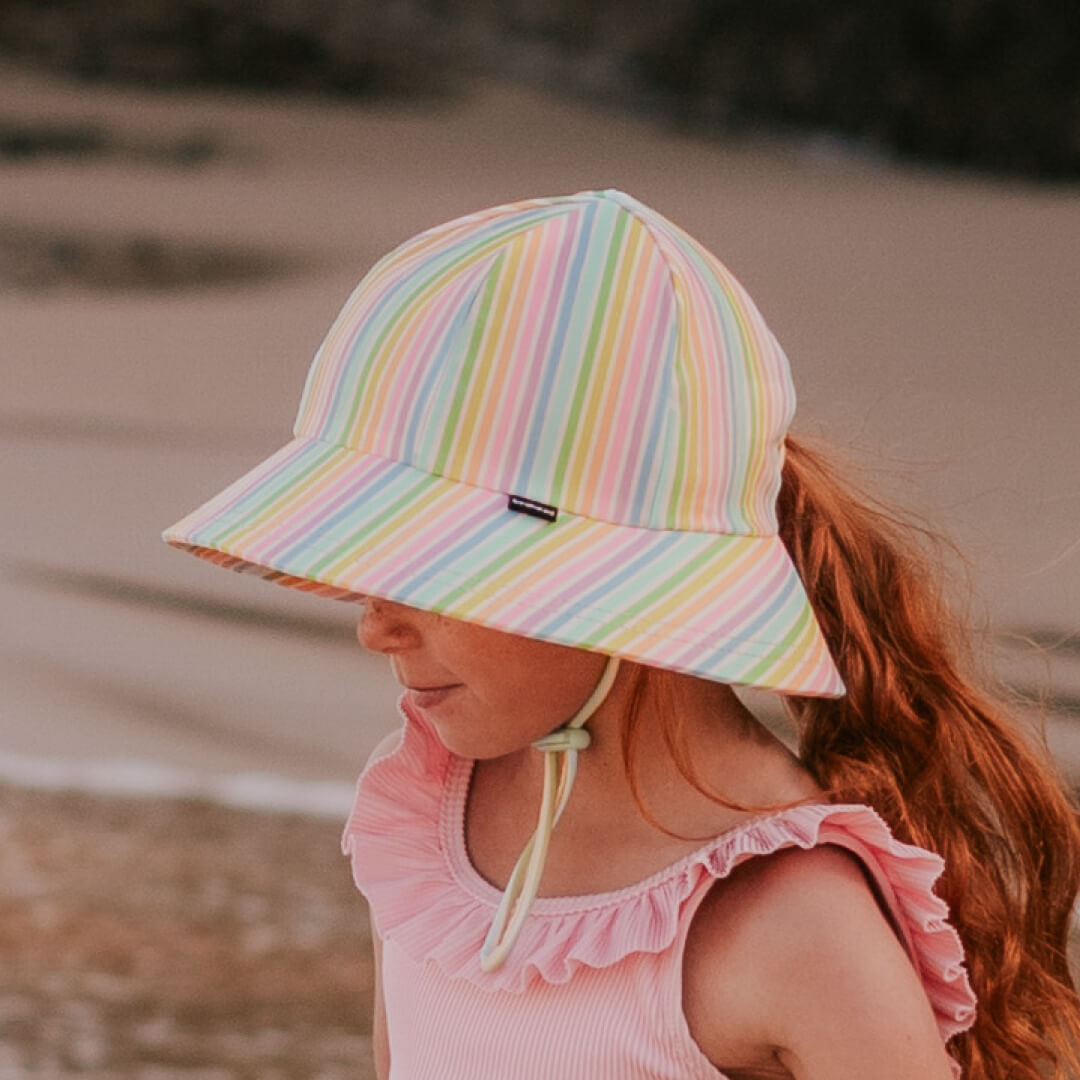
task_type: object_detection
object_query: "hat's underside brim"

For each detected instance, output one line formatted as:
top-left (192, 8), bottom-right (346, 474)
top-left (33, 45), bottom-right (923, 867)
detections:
top-left (164, 436), bottom-right (845, 697)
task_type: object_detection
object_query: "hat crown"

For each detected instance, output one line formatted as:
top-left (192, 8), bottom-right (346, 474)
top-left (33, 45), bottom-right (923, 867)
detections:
top-left (167, 189), bottom-right (845, 696)
top-left (295, 190), bottom-right (794, 535)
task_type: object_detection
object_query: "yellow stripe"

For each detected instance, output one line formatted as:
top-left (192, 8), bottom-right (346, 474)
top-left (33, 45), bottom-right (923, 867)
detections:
top-left (446, 232), bottom-right (528, 479)
top-left (723, 280), bottom-right (766, 528)
top-left (576, 227), bottom-right (652, 506)
top-left (754, 612), bottom-right (827, 688)
top-left (349, 241), bottom-right (505, 446)
top-left (315, 480), bottom-right (452, 579)
top-left (450, 518), bottom-right (598, 618)
top-left (464, 225), bottom-right (545, 485)
top-left (224, 451), bottom-right (351, 550)
top-left (358, 226), bottom-right (511, 449)
top-left (738, 603), bottom-right (816, 687)
top-left (600, 540), bottom-right (761, 653)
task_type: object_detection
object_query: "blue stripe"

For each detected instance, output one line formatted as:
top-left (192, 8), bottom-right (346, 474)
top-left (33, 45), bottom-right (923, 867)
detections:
top-left (322, 257), bottom-right (427, 442)
top-left (392, 514), bottom-right (522, 606)
top-left (513, 200), bottom-right (597, 494)
top-left (687, 244), bottom-right (745, 527)
top-left (268, 459), bottom-right (416, 565)
top-left (402, 273), bottom-right (487, 462)
top-left (194, 442), bottom-right (339, 545)
top-left (328, 210), bottom-right (552, 443)
top-left (628, 316), bottom-right (678, 523)
top-left (699, 568), bottom-right (801, 666)
top-left (533, 530), bottom-right (685, 636)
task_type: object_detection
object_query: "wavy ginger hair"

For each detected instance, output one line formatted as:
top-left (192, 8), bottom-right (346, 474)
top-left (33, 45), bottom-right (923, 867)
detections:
top-left (625, 435), bottom-right (1080, 1079)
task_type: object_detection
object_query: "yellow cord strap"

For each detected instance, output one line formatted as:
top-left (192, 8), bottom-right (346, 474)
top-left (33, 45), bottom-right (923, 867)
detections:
top-left (479, 656), bottom-right (621, 972)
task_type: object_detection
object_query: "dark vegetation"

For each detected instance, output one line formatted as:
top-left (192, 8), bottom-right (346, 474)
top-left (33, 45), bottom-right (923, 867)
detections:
top-left (0, 0), bottom-right (1077, 179)
top-left (0, 225), bottom-right (302, 292)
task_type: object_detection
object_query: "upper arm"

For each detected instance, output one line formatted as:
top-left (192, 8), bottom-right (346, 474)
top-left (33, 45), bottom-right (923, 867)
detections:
top-left (685, 846), bottom-right (956, 1080)
top-left (370, 914), bottom-right (390, 1080)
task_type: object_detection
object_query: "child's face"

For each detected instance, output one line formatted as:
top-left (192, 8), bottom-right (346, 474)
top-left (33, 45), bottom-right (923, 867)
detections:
top-left (357, 598), bottom-right (610, 759)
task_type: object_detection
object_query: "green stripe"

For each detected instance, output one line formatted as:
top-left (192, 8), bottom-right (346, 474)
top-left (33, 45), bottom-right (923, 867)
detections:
top-left (665, 332), bottom-right (690, 528)
top-left (304, 471), bottom-right (440, 578)
top-left (200, 444), bottom-right (340, 547)
top-left (550, 210), bottom-right (629, 505)
top-left (429, 523), bottom-right (574, 611)
top-left (334, 212), bottom-right (566, 443)
top-left (432, 251), bottom-right (504, 475)
top-left (578, 539), bottom-right (721, 648)
top-left (738, 601), bottom-right (813, 685)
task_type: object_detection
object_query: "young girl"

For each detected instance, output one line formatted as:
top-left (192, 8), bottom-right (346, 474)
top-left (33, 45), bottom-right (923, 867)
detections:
top-left (164, 190), bottom-right (1080, 1079)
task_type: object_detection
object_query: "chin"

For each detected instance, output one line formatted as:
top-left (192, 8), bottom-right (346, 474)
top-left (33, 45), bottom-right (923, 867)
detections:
top-left (421, 719), bottom-right (478, 759)
top-left (427, 722), bottom-right (525, 762)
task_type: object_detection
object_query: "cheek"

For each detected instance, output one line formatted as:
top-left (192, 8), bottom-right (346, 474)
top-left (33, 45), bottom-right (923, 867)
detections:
top-left (472, 641), bottom-right (607, 718)
top-left (431, 620), bottom-right (608, 723)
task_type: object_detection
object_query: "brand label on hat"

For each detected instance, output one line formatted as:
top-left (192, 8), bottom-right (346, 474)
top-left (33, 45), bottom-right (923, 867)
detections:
top-left (508, 494), bottom-right (559, 523)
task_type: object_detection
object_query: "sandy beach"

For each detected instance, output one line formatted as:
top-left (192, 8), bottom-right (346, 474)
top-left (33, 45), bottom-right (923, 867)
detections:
top-left (3, 61), bottom-right (1079, 777)
top-left (0, 783), bottom-right (374, 1079)
top-left (1, 59), bottom-right (1079, 1076)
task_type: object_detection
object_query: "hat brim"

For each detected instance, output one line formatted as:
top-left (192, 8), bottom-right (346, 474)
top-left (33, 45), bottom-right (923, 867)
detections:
top-left (164, 436), bottom-right (844, 697)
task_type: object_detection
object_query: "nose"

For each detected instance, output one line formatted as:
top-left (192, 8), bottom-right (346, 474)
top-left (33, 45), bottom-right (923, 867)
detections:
top-left (356, 597), bottom-right (422, 654)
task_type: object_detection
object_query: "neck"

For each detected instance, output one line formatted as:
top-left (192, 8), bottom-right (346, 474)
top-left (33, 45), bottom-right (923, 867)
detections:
top-left (466, 664), bottom-right (824, 898)
top-left (506, 664), bottom-right (821, 840)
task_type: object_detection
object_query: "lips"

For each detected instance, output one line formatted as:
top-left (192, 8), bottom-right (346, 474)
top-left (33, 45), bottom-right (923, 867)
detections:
top-left (404, 684), bottom-right (461, 710)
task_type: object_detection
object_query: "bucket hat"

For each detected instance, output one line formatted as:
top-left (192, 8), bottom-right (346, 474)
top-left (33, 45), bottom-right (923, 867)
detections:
top-left (164, 189), bottom-right (844, 697)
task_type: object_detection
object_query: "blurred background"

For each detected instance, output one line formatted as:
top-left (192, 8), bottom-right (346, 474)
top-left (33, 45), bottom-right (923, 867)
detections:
top-left (1, 2), bottom-right (1078, 1077)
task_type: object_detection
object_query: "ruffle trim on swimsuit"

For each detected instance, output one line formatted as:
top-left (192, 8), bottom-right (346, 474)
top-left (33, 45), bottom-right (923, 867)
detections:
top-left (342, 705), bottom-right (977, 1050)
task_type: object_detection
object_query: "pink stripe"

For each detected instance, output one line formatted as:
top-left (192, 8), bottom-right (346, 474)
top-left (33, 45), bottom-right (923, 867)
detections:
top-left (475, 224), bottom-right (560, 489)
top-left (242, 454), bottom-right (393, 564)
top-left (665, 545), bottom-right (792, 668)
top-left (370, 489), bottom-right (503, 596)
top-left (491, 212), bottom-right (579, 491)
top-left (176, 439), bottom-right (312, 535)
top-left (490, 529), bottom-right (662, 630)
top-left (303, 278), bottom-right (390, 433)
top-left (599, 262), bottom-right (673, 520)
top-left (381, 261), bottom-right (492, 458)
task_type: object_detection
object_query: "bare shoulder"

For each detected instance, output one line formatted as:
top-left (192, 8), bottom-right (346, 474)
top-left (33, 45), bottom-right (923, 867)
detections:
top-left (684, 845), bottom-right (956, 1080)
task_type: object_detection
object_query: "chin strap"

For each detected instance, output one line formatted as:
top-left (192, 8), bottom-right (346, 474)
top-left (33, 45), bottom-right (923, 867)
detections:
top-left (479, 655), bottom-right (622, 973)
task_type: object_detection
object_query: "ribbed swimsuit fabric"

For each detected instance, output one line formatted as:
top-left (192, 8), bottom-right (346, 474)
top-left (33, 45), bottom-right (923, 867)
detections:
top-left (342, 706), bottom-right (978, 1079)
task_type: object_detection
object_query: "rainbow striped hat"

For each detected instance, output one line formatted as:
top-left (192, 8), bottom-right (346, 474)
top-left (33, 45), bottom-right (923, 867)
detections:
top-left (165, 190), bottom-right (844, 696)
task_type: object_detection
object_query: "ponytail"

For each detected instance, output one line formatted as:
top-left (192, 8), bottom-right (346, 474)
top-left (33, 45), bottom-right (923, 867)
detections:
top-left (778, 435), bottom-right (1080, 1080)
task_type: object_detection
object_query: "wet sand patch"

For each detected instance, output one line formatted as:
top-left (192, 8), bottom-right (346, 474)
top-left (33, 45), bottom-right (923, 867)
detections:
top-left (0, 784), bottom-right (374, 1079)
top-left (0, 224), bottom-right (306, 292)
top-left (0, 120), bottom-right (218, 167)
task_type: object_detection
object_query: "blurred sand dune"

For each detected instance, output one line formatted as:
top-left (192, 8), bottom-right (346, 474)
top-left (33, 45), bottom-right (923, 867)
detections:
top-left (1, 61), bottom-right (1078, 788)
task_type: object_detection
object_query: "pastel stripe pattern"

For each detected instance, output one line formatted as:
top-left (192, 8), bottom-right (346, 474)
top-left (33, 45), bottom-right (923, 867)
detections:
top-left (165, 190), bottom-right (844, 696)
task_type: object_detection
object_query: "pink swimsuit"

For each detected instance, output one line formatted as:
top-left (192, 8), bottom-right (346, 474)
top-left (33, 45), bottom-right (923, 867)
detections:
top-left (343, 708), bottom-right (977, 1078)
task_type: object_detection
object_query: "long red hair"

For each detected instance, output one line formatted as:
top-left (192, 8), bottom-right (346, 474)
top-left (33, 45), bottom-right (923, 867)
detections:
top-left (625, 434), bottom-right (1080, 1078)
top-left (779, 435), bottom-right (1080, 1078)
